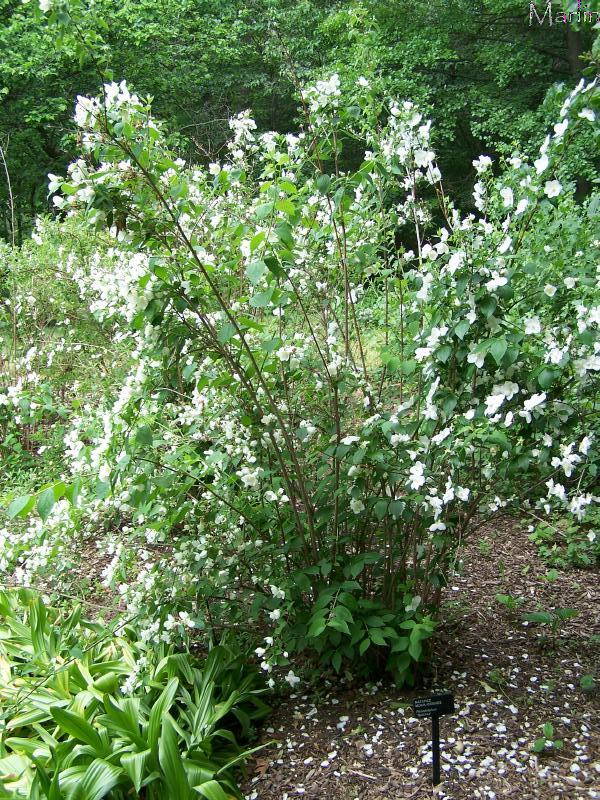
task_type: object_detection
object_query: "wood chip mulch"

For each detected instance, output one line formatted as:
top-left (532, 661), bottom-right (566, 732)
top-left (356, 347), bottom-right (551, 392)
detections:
top-left (242, 517), bottom-right (600, 800)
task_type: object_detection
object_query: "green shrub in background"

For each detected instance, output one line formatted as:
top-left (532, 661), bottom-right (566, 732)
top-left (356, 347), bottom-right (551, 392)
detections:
top-left (0, 589), bottom-right (269, 799)
top-left (0, 218), bottom-right (132, 491)
top-left (528, 508), bottom-right (600, 568)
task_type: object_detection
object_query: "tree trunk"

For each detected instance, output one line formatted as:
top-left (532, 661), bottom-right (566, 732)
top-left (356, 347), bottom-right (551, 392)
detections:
top-left (566, 25), bottom-right (583, 77)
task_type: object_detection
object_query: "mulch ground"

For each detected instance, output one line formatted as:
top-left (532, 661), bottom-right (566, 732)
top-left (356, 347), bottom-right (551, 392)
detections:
top-left (242, 517), bottom-right (600, 800)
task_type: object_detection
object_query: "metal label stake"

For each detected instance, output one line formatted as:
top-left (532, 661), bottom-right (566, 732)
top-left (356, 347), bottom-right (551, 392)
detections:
top-left (413, 691), bottom-right (455, 786)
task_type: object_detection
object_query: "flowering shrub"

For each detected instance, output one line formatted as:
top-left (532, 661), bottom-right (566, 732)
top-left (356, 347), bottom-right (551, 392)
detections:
top-left (4, 75), bottom-right (600, 684)
top-left (0, 218), bottom-right (131, 485)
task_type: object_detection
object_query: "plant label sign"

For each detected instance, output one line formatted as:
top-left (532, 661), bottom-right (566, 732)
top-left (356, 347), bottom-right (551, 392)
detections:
top-left (413, 691), bottom-right (455, 719)
top-left (412, 692), bottom-right (455, 786)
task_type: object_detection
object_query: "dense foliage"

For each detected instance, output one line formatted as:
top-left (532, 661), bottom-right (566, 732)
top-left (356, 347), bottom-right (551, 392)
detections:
top-left (2, 72), bottom-right (598, 693)
top-left (2, 0), bottom-right (600, 240)
top-left (0, 3), bottom-right (599, 796)
top-left (0, 589), bottom-right (269, 799)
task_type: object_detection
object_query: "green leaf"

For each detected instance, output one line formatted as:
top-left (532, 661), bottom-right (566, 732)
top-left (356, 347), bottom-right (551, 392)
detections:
top-left (369, 628), bottom-right (386, 646)
top-left (194, 781), bottom-right (229, 800)
top-left (37, 488), bottom-right (56, 522)
top-left (255, 202), bottom-right (274, 220)
top-left (328, 618), bottom-right (350, 635)
top-left (580, 674), bottom-right (596, 692)
top-left (436, 345), bottom-right (452, 363)
top-left (7, 495), bottom-right (34, 519)
top-left (246, 260), bottom-right (267, 284)
top-left (538, 368), bottom-right (558, 389)
top-left (479, 296), bottom-right (497, 318)
top-left (29, 596), bottom-right (48, 659)
top-left (159, 717), bottom-right (191, 799)
top-left (149, 678), bottom-right (179, 755)
top-left (331, 651), bottom-right (342, 673)
top-left (374, 499), bottom-right (389, 520)
top-left (71, 759), bottom-right (123, 800)
top-left (408, 638), bottom-right (422, 661)
top-left (316, 174), bottom-right (331, 194)
top-left (307, 617), bottom-right (326, 637)
top-left (95, 481), bottom-right (110, 500)
top-left (50, 708), bottom-right (105, 753)
top-left (135, 426), bottom-right (153, 447)
top-left (555, 608), bottom-right (578, 620)
top-left (249, 290), bottom-right (273, 308)
top-left (523, 612), bottom-right (553, 625)
top-left (121, 750), bottom-right (150, 793)
top-left (454, 320), bottom-right (470, 340)
top-left (217, 323), bottom-right (236, 343)
top-left (65, 478), bottom-right (82, 506)
top-left (542, 722), bottom-right (554, 739)
top-left (275, 198), bottom-right (296, 216)
top-left (489, 338), bottom-right (507, 365)
top-left (389, 500), bottom-right (404, 519)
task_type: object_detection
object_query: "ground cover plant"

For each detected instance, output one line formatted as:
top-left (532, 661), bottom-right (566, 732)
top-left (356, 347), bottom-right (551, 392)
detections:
top-left (0, 588), bottom-right (269, 799)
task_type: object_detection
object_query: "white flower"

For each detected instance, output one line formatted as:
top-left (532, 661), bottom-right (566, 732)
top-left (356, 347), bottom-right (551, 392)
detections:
top-left (534, 154), bottom-right (549, 174)
top-left (524, 316), bottom-right (541, 334)
top-left (467, 351), bottom-right (485, 369)
top-left (276, 346), bottom-right (294, 362)
top-left (285, 670), bottom-right (301, 687)
top-left (498, 237), bottom-right (512, 255)
top-left (544, 284), bottom-right (557, 297)
top-left (408, 462), bottom-right (426, 491)
top-left (39, 0), bottom-right (52, 12)
top-left (268, 608), bottom-right (281, 621)
top-left (421, 243), bottom-right (438, 261)
top-left (350, 498), bottom-right (365, 514)
top-left (523, 392), bottom-right (546, 412)
top-left (473, 155), bottom-right (493, 173)
top-left (546, 479), bottom-right (567, 502)
top-left (500, 187), bottom-right (513, 208)
top-left (429, 522), bottom-right (446, 531)
top-left (341, 435), bottom-right (360, 446)
top-left (544, 180), bottom-right (562, 199)
top-left (431, 427), bottom-right (451, 444)
top-left (579, 436), bottom-right (592, 455)
top-left (484, 382), bottom-right (519, 418)
top-left (47, 173), bottom-right (62, 193)
top-left (414, 149), bottom-right (435, 168)
top-left (515, 198), bottom-right (529, 215)
top-left (484, 394), bottom-right (505, 416)
top-left (578, 108), bottom-right (595, 122)
top-left (357, 76), bottom-right (370, 88)
top-left (446, 251), bottom-right (465, 274)
top-left (553, 120), bottom-right (568, 138)
top-left (495, 381), bottom-right (519, 400)
top-left (486, 272), bottom-right (508, 290)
